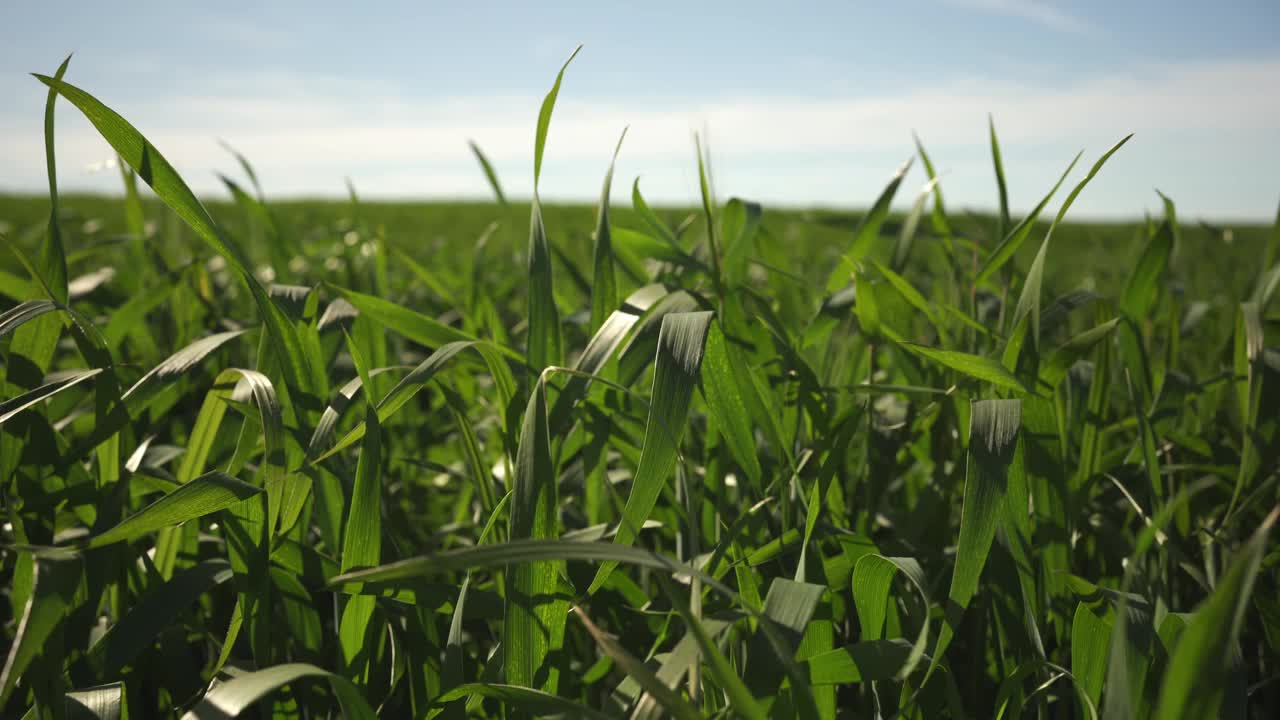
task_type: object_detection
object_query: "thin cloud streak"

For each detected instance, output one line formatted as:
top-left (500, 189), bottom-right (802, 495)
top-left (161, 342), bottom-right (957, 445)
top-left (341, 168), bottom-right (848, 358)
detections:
top-left (941, 0), bottom-right (1092, 34)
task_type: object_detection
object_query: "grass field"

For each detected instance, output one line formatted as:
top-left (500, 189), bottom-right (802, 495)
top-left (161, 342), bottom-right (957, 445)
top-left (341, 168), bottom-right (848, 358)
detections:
top-left (2, 52), bottom-right (1279, 719)
top-left (1, 192), bottom-right (1273, 308)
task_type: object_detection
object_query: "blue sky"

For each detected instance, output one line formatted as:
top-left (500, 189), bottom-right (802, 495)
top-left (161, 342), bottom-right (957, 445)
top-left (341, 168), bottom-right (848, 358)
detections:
top-left (2, 0), bottom-right (1278, 220)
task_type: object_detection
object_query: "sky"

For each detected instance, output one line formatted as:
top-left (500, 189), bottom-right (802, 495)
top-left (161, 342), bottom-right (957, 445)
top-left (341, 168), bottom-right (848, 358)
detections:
top-left (1, 0), bottom-right (1278, 221)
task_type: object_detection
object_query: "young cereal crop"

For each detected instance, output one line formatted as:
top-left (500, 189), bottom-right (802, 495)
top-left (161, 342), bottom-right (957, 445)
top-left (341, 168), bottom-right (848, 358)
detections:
top-left (1, 49), bottom-right (1278, 719)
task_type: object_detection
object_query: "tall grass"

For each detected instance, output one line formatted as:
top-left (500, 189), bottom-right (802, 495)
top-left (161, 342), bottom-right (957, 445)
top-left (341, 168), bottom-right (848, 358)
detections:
top-left (1, 51), bottom-right (1278, 719)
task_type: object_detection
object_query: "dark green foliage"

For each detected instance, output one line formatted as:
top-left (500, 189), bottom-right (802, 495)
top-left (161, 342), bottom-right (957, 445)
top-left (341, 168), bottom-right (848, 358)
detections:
top-left (1, 53), bottom-right (1277, 719)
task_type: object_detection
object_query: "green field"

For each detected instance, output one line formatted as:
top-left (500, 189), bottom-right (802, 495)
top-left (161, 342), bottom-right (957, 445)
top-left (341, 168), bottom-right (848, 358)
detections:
top-left (2, 55), bottom-right (1279, 720)
top-left (1, 192), bottom-right (1273, 308)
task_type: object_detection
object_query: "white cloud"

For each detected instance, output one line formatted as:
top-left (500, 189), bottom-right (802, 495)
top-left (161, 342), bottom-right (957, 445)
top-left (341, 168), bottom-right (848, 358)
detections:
top-left (1, 56), bottom-right (1277, 220)
top-left (941, 0), bottom-right (1092, 34)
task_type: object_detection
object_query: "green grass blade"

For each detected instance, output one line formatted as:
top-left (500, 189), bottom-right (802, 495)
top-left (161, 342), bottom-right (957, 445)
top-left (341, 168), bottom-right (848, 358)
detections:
top-left (631, 178), bottom-right (680, 247)
top-left (438, 574), bottom-right (472, 719)
top-left (90, 560), bottom-right (233, 677)
top-left (1154, 509), bottom-right (1276, 719)
top-left (573, 607), bottom-right (702, 720)
top-left (721, 197), bottom-right (763, 286)
top-left (0, 553), bottom-right (81, 706)
top-left (628, 619), bottom-right (732, 719)
top-left (870, 259), bottom-right (945, 339)
top-left (504, 377), bottom-right (566, 692)
top-left (1, 232), bottom-right (57, 301)
top-left (849, 158), bottom-right (912, 264)
top-left (330, 540), bottom-right (732, 598)
top-left (33, 74), bottom-right (315, 397)
top-left (899, 342), bottom-right (1031, 393)
top-left (1263, 199), bottom-right (1280, 277)
top-left (893, 177), bottom-right (941, 272)
top-left (929, 399), bottom-right (1022, 676)
top-left (1120, 217), bottom-right (1174, 320)
top-left (269, 567), bottom-right (323, 660)
top-left (0, 368), bottom-right (102, 426)
top-left (30, 73), bottom-right (247, 269)
top-left (53, 682), bottom-right (125, 720)
top-left (342, 330), bottom-right (375, 406)
top-left (327, 284), bottom-right (484, 351)
top-left (85, 471), bottom-right (261, 548)
top-left (694, 135), bottom-right (725, 293)
top-left (589, 127), bottom-right (627, 333)
top-left (1225, 302), bottom-right (1265, 520)
top-left (1250, 262), bottom-right (1280, 309)
top-left (851, 555), bottom-right (898, 641)
top-left (224, 368), bottom-right (288, 533)
top-left (806, 639), bottom-right (920, 685)
top-left (825, 158), bottom-right (912, 292)
top-left (1075, 324), bottom-right (1112, 493)
top-left (121, 330), bottom-right (249, 408)
top-left (616, 290), bottom-right (703, 384)
top-left (589, 311), bottom-right (714, 593)
top-left (612, 226), bottom-right (705, 271)
top-left (179, 663), bottom-right (375, 719)
top-left (429, 684), bottom-right (614, 720)
top-left (852, 555), bottom-right (931, 680)
top-left (527, 196), bottom-right (562, 372)
top-left (0, 299), bottom-right (59, 338)
top-left (853, 263), bottom-right (882, 337)
top-left (150, 367), bottom-right (253, 578)
top-left (40, 55), bottom-right (72, 305)
top-left (1103, 480), bottom-right (1214, 720)
top-left (533, 45), bottom-right (580, 188)
top-left (700, 322), bottom-right (763, 487)
top-left (989, 114), bottom-right (1012, 239)
top-left (1251, 200), bottom-right (1280, 304)
top-left (549, 305), bottom-right (641, 423)
top-left (912, 132), bottom-right (953, 237)
top-left (220, 492), bottom-right (272, 664)
top-left (994, 135), bottom-right (1132, 307)
top-left (441, 387), bottom-right (501, 516)
top-left (658, 574), bottom-right (766, 720)
top-left (1049, 136), bottom-right (1133, 229)
top-left (218, 138), bottom-right (263, 198)
top-left (1006, 229), bottom-right (1049, 356)
top-left (1123, 345), bottom-right (1163, 507)
top-left (1040, 318), bottom-right (1119, 388)
top-left (339, 407), bottom-right (382, 680)
top-left (1072, 601), bottom-right (1113, 710)
top-left (745, 578), bottom-right (826, 713)
top-left (468, 140), bottom-right (507, 206)
top-left (975, 152), bottom-right (1079, 286)
top-left (314, 340), bottom-right (514, 462)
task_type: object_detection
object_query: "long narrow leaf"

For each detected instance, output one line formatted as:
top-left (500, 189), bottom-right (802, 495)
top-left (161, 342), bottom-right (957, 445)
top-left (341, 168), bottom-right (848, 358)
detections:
top-left (85, 472), bottom-right (261, 549)
top-left (589, 311), bottom-right (714, 593)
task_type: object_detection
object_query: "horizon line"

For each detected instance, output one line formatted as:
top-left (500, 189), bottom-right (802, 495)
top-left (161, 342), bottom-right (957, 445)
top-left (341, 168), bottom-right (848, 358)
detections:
top-left (1, 189), bottom-right (1275, 227)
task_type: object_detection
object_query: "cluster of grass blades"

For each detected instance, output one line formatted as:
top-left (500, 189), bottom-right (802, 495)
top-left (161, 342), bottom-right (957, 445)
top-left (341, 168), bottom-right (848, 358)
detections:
top-left (2, 48), bottom-right (1279, 719)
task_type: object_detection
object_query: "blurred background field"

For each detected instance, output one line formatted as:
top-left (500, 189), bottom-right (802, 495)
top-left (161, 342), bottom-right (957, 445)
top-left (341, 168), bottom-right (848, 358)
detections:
top-left (1, 192), bottom-right (1270, 311)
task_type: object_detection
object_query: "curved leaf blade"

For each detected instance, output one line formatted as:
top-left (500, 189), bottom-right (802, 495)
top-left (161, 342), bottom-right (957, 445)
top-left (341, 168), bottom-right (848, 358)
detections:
top-left (85, 471), bottom-right (261, 549)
